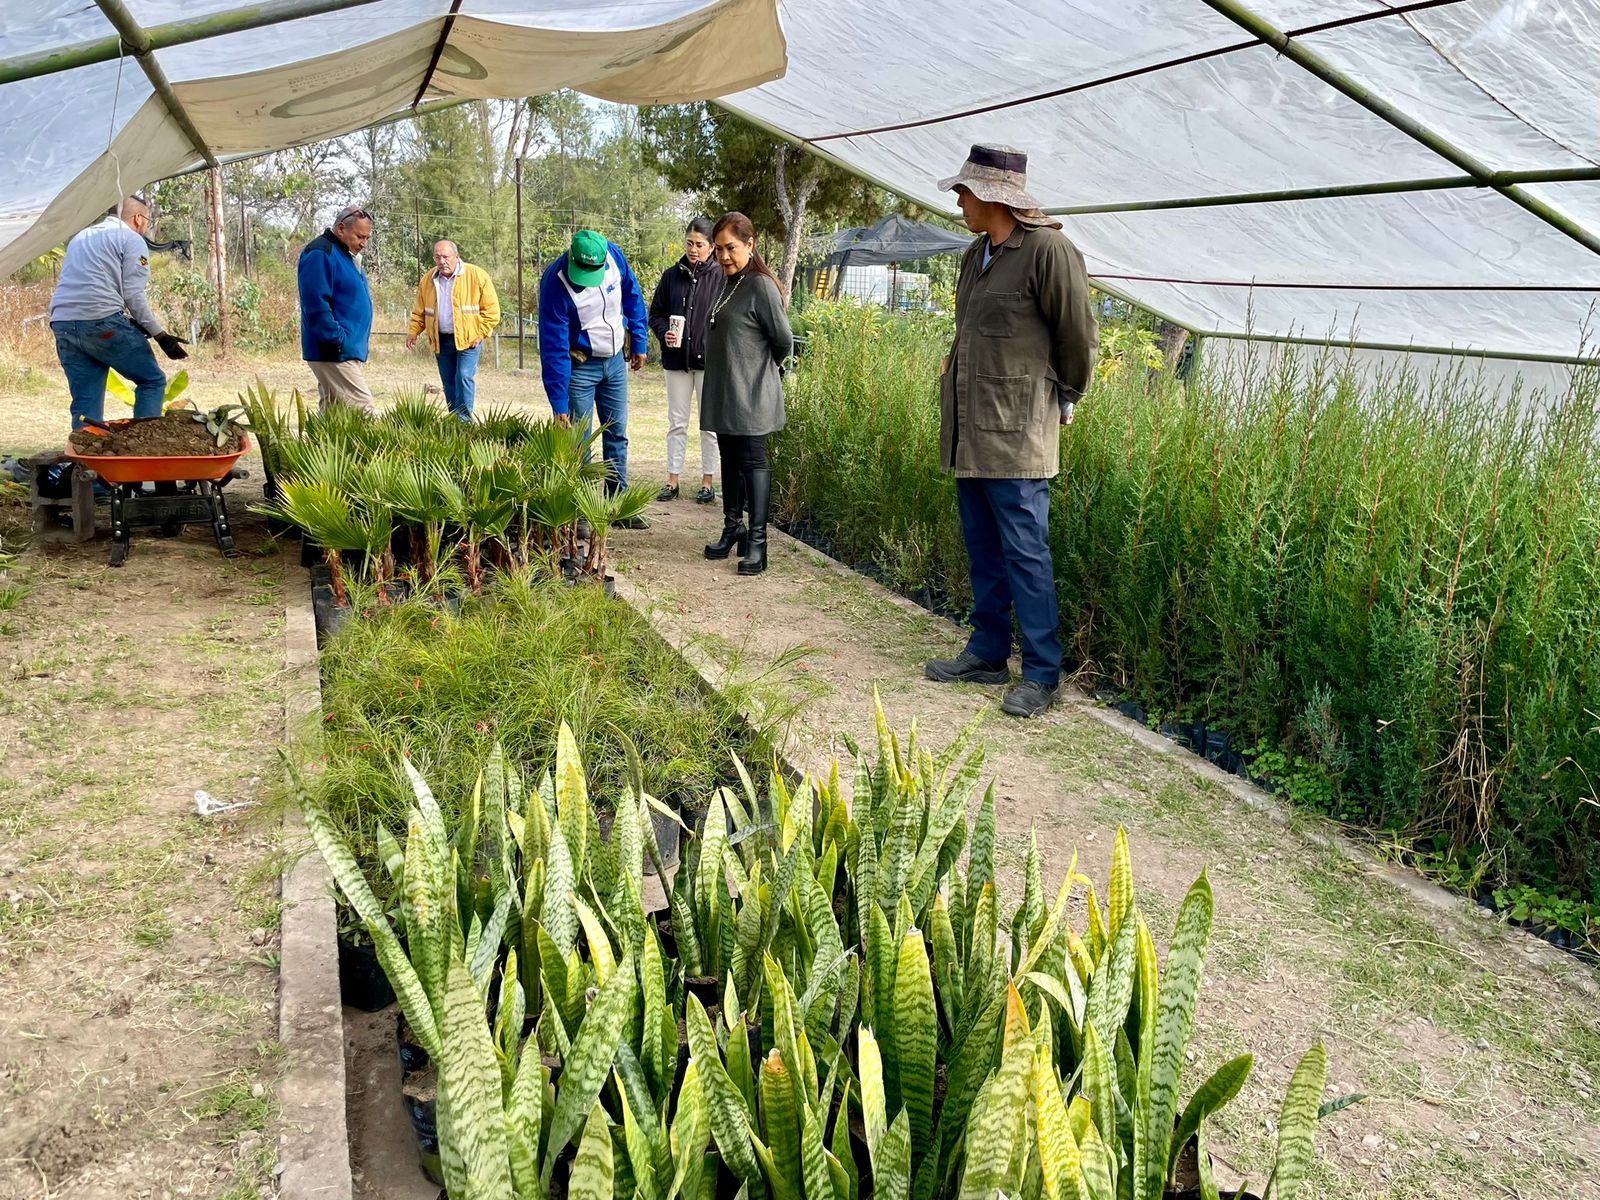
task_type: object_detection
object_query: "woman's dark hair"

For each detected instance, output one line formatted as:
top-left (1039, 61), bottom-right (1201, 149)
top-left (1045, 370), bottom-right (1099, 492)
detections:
top-left (712, 211), bottom-right (779, 287)
top-left (686, 216), bottom-right (715, 241)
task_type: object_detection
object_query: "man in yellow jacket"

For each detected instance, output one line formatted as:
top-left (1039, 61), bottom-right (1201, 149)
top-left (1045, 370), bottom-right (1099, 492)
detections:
top-left (406, 239), bottom-right (500, 420)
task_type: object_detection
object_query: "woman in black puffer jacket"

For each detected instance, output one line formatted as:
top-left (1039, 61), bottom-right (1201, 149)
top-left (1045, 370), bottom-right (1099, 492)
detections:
top-left (648, 217), bottom-right (724, 503)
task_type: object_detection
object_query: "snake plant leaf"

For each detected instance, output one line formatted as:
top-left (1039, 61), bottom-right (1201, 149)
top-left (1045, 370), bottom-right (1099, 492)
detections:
top-left (668, 1060), bottom-right (711, 1200)
top-left (859, 1027), bottom-right (887, 1170)
top-left (374, 820), bottom-right (406, 883)
top-left (544, 952), bottom-right (636, 1181)
top-left (875, 1111), bottom-right (914, 1200)
top-left (930, 893), bottom-right (962, 1034)
top-left (1083, 881), bottom-right (1106, 964)
top-left (1169, 1055), bottom-right (1253, 1182)
top-left (542, 823), bottom-right (578, 958)
top-left (1266, 1044), bottom-right (1327, 1200)
top-left (1084, 902), bottom-right (1139, 1053)
top-left (554, 722), bottom-right (589, 882)
top-left (1033, 1046), bottom-right (1086, 1200)
top-left (1132, 914), bottom-right (1160, 1200)
top-left (1072, 1100), bottom-right (1115, 1200)
top-left (1023, 828), bottom-right (1046, 948)
top-left (403, 756), bottom-right (451, 870)
top-left (1080, 1024), bottom-right (1118, 1195)
top-left (697, 795), bottom-right (730, 970)
top-left (508, 1038), bottom-right (546, 1200)
top-left (867, 904), bottom-right (897, 1093)
top-left (894, 928), bottom-right (938, 1156)
top-left (642, 925), bottom-right (675, 1103)
top-left (760, 1051), bottom-right (805, 1199)
top-left (725, 1005), bottom-right (758, 1116)
top-left (574, 894), bottom-right (616, 986)
top-left (964, 882), bottom-right (998, 1023)
top-left (299, 798), bottom-right (440, 1057)
top-left (403, 817), bottom-right (449, 1005)
top-left (1108, 828), bottom-right (1134, 944)
top-left (957, 1012), bottom-right (1032, 1200)
top-left (878, 784), bottom-right (919, 912)
top-left (968, 785), bottom-right (997, 900)
top-left (685, 994), bottom-right (765, 1190)
top-left (935, 982), bottom-right (1004, 1187)
top-left (801, 1105), bottom-right (836, 1200)
top-left (473, 888), bottom-right (515, 988)
top-left (668, 863), bottom-right (704, 976)
top-left (830, 1080), bottom-right (859, 1200)
top-left (438, 957), bottom-right (515, 1200)
top-left (568, 1102), bottom-right (615, 1200)
top-left (618, 1075), bottom-right (663, 1200)
top-left (1140, 873), bottom-right (1213, 1200)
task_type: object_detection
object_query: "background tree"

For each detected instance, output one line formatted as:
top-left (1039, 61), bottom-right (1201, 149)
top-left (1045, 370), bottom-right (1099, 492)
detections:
top-left (640, 103), bottom-right (886, 304)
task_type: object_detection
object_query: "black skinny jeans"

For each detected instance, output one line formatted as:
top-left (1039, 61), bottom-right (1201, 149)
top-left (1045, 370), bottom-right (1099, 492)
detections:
top-left (717, 433), bottom-right (769, 472)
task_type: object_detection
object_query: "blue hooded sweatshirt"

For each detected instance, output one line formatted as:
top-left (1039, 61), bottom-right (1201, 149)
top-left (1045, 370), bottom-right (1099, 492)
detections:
top-left (537, 240), bottom-right (649, 416)
top-left (298, 229), bottom-right (373, 363)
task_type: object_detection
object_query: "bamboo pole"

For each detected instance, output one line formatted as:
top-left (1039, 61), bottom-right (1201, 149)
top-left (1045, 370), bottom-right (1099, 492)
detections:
top-left (1201, 329), bottom-right (1598, 367)
top-left (0, 0), bottom-right (384, 86)
top-left (92, 0), bottom-right (217, 168)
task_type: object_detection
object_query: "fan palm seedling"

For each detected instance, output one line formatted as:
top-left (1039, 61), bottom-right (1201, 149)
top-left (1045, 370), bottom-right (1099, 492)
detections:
top-left (456, 456), bottom-right (522, 591)
top-left (576, 481), bottom-right (656, 578)
top-left (258, 479), bottom-right (382, 605)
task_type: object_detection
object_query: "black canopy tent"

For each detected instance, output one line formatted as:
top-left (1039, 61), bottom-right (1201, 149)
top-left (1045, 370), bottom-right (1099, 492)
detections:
top-left (825, 213), bottom-right (973, 266)
top-left (812, 214), bottom-right (973, 305)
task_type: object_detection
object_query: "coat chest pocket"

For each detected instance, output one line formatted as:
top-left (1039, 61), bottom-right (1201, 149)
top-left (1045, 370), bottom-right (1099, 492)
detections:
top-left (977, 290), bottom-right (1024, 337)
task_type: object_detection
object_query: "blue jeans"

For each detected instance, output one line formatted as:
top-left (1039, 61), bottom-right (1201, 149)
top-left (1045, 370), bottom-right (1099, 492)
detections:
top-left (52, 314), bottom-right (165, 428)
top-left (567, 352), bottom-right (629, 493)
top-left (956, 476), bottom-right (1063, 687)
top-left (435, 332), bottom-right (480, 420)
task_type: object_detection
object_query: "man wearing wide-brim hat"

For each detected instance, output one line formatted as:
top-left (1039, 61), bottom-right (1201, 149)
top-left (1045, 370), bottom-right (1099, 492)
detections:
top-left (924, 144), bottom-right (1100, 718)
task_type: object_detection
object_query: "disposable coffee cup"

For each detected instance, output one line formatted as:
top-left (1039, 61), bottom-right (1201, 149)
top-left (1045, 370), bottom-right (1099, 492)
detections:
top-left (668, 315), bottom-right (686, 344)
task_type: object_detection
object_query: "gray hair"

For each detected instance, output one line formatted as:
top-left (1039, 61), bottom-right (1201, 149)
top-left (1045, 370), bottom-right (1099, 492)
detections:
top-left (333, 204), bottom-right (373, 228)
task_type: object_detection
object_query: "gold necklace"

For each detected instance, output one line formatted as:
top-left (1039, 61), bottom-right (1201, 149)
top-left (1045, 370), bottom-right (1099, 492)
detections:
top-left (709, 276), bottom-right (744, 327)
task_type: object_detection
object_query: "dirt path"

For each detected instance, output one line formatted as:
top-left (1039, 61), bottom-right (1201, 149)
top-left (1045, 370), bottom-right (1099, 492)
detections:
top-left (0, 499), bottom-right (288, 1199)
top-left (611, 490), bottom-right (1600, 1200)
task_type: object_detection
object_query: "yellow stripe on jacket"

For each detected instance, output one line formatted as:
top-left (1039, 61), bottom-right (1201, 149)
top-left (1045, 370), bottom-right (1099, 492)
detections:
top-left (407, 262), bottom-right (501, 352)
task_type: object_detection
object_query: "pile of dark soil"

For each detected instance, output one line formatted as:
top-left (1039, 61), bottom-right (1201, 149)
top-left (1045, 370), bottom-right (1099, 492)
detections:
top-left (68, 413), bottom-right (243, 457)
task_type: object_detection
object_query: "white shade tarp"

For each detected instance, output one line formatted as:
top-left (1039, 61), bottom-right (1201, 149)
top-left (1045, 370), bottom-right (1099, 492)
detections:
top-left (2, 0), bottom-right (1598, 364)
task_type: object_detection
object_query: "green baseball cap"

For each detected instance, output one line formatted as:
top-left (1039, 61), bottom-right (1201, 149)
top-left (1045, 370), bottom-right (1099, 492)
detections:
top-left (566, 229), bottom-right (608, 287)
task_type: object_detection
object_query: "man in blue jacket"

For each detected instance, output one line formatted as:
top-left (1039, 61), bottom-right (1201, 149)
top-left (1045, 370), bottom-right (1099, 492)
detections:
top-left (298, 204), bottom-right (376, 413)
top-left (538, 229), bottom-right (649, 505)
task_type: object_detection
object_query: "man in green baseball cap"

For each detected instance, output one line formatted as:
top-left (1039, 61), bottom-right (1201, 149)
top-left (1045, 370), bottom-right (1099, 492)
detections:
top-left (538, 228), bottom-right (651, 515)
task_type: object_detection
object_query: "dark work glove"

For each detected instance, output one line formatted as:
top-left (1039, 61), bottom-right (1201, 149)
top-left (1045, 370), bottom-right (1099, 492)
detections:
top-left (155, 331), bottom-right (190, 360)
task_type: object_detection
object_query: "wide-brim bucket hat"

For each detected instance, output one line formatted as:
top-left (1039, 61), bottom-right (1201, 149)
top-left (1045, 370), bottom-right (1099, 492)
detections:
top-left (939, 144), bottom-right (1061, 228)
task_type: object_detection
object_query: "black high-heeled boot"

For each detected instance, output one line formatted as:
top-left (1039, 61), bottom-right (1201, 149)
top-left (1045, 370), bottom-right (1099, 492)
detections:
top-left (703, 468), bottom-right (747, 559)
top-left (737, 467), bottom-right (770, 576)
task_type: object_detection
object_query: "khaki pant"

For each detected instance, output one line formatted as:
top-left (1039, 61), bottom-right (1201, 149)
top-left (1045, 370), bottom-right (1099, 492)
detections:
top-left (664, 368), bottom-right (719, 478)
top-left (306, 359), bottom-right (376, 414)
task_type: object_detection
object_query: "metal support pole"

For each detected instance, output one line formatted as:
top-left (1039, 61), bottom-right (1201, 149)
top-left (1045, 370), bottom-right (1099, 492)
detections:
top-left (515, 157), bottom-right (525, 370)
top-left (1196, 0), bottom-right (1600, 259)
top-left (1046, 166), bottom-right (1600, 217)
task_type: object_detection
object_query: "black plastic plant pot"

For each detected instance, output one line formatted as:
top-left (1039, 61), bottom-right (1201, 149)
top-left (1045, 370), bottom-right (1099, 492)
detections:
top-left (649, 806), bottom-right (681, 874)
top-left (402, 1066), bottom-right (439, 1140)
top-left (397, 1013), bottom-right (430, 1075)
top-left (337, 934), bottom-right (396, 1012)
top-left (651, 913), bottom-right (678, 961)
top-left (1113, 699), bottom-right (1147, 725)
top-left (416, 1133), bottom-right (445, 1188)
top-left (685, 975), bottom-right (720, 1007)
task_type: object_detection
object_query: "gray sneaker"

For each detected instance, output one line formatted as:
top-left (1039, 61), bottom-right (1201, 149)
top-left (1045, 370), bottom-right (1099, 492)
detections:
top-left (1001, 679), bottom-right (1060, 718)
top-left (925, 650), bottom-right (1010, 685)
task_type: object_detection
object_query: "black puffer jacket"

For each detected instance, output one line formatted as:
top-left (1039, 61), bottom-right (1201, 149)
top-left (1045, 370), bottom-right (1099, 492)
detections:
top-left (648, 255), bottom-right (723, 371)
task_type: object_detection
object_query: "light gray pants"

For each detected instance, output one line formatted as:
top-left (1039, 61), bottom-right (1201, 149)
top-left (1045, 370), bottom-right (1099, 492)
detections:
top-left (664, 368), bottom-right (719, 478)
top-left (306, 359), bottom-right (377, 414)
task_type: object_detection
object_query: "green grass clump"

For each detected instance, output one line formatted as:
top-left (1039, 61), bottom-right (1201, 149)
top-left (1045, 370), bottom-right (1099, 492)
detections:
top-left (777, 302), bottom-right (1600, 907)
top-left (315, 572), bottom-right (775, 852)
